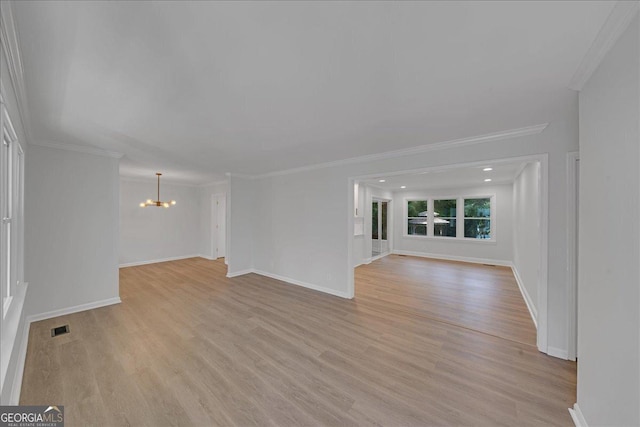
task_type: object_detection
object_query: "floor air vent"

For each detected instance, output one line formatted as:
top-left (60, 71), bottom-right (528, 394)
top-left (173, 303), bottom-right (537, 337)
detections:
top-left (51, 325), bottom-right (70, 337)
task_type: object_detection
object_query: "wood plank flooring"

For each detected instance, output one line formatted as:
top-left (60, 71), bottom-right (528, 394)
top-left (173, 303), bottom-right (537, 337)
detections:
top-left (21, 256), bottom-right (576, 426)
top-left (356, 255), bottom-right (538, 346)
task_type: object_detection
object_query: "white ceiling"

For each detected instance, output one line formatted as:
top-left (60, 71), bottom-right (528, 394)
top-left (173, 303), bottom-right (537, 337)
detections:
top-left (361, 161), bottom-right (527, 191)
top-left (12, 1), bottom-right (614, 184)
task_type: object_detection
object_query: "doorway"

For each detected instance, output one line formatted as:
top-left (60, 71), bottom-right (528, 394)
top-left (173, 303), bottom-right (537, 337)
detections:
top-left (211, 194), bottom-right (226, 260)
top-left (371, 199), bottom-right (390, 258)
top-left (348, 153), bottom-right (550, 353)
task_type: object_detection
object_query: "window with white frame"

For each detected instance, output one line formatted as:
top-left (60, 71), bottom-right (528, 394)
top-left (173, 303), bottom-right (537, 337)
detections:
top-left (433, 199), bottom-right (457, 237)
top-left (407, 200), bottom-right (428, 236)
top-left (1, 102), bottom-right (22, 318)
top-left (405, 195), bottom-right (494, 241)
top-left (464, 198), bottom-right (491, 239)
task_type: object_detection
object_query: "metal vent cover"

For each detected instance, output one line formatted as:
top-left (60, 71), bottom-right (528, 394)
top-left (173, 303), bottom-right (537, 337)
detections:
top-left (51, 325), bottom-right (70, 337)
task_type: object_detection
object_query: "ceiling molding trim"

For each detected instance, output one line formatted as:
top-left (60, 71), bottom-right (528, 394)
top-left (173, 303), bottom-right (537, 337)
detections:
top-left (197, 180), bottom-right (228, 188)
top-left (512, 161), bottom-right (529, 181)
top-left (31, 140), bottom-right (124, 159)
top-left (119, 175), bottom-right (205, 188)
top-left (388, 178), bottom-right (516, 193)
top-left (351, 153), bottom-right (549, 182)
top-left (252, 123), bottom-right (548, 179)
top-left (227, 173), bottom-right (258, 180)
top-left (568, 1), bottom-right (640, 91)
top-left (0, 1), bottom-right (33, 144)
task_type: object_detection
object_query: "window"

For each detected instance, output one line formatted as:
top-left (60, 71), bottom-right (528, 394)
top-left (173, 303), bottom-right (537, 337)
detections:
top-left (405, 195), bottom-right (494, 241)
top-left (1, 103), bottom-right (22, 318)
top-left (434, 199), bottom-right (456, 237)
top-left (407, 200), bottom-right (428, 236)
top-left (1, 132), bottom-right (12, 315)
top-left (464, 198), bottom-right (491, 239)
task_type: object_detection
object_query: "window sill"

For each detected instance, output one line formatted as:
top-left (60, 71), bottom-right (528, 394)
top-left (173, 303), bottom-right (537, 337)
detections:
top-left (1, 281), bottom-right (28, 392)
top-left (402, 234), bottom-right (497, 244)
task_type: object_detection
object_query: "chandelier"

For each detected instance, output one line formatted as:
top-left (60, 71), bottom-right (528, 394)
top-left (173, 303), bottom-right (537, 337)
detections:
top-left (140, 173), bottom-right (176, 208)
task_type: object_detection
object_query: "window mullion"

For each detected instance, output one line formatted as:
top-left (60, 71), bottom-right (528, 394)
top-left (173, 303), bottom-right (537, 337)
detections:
top-left (456, 197), bottom-right (464, 239)
top-left (427, 198), bottom-right (434, 237)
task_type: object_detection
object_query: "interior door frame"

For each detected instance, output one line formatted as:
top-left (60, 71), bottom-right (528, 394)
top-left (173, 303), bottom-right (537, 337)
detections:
top-left (371, 197), bottom-right (392, 260)
top-left (566, 151), bottom-right (579, 361)
top-left (211, 193), bottom-right (226, 260)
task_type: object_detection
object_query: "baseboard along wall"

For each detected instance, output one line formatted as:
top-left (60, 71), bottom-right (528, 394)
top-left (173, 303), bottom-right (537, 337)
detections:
top-left (7, 297), bottom-right (122, 404)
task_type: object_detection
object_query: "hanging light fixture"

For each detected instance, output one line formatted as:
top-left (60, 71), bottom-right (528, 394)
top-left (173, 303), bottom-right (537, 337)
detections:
top-left (140, 173), bottom-right (176, 208)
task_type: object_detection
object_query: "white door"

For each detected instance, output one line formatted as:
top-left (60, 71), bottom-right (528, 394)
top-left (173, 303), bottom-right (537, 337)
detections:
top-left (212, 194), bottom-right (226, 259)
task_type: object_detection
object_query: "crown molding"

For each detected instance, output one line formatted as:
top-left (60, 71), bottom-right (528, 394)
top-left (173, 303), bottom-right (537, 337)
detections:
top-left (568, 1), bottom-right (640, 91)
top-left (119, 175), bottom-right (204, 187)
top-left (251, 123), bottom-right (548, 179)
top-left (197, 179), bottom-right (228, 188)
top-left (0, 1), bottom-right (33, 144)
top-left (227, 172), bottom-right (258, 180)
top-left (31, 140), bottom-right (124, 159)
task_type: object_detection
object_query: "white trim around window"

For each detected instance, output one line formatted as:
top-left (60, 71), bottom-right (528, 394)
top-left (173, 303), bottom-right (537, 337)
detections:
top-left (402, 194), bottom-right (496, 243)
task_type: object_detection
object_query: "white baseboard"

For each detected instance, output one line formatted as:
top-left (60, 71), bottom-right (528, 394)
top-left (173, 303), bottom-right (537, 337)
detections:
top-left (393, 250), bottom-right (544, 334)
top-left (198, 254), bottom-right (217, 261)
top-left (226, 268), bottom-right (254, 278)
top-left (9, 313), bottom-right (29, 404)
top-left (547, 346), bottom-right (569, 360)
top-left (226, 267), bottom-right (352, 300)
top-left (391, 249), bottom-right (512, 267)
top-left (569, 404), bottom-right (588, 427)
top-left (28, 297), bottom-right (122, 323)
top-left (370, 252), bottom-right (391, 262)
top-left (511, 265), bottom-right (538, 329)
top-left (8, 296), bottom-right (121, 405)
top-left (119, 254), bottom-right (201, 268)
top-left (252, 269), bottom-right (352, 299)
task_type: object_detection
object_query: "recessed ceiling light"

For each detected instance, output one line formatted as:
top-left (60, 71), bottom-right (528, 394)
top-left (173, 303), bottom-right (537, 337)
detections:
top-left (400, 186), bottom-right (406, 189)
top-left (484, 178), bottom-right (492, 182)
top-left (379, 179), bottom-right (386, 183)
top-left (483, 167), bottom-right (493, 171)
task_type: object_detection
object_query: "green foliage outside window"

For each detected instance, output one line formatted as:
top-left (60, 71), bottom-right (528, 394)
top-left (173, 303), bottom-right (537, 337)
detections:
top-left (407, 200), bottom-right (428, 235)
top-left (464, 198), bottom-right (491, 239)
top-left (434, 199), bottom-right (456, 237)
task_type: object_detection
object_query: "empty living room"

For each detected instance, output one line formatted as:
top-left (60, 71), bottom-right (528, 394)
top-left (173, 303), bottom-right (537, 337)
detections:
top-left (1, 1), bottom-right (639, 426)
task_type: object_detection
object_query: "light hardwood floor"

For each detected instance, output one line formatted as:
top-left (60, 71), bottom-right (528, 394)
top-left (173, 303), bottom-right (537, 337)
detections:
top-left (21, 256), bottom-right (576, 426)
top-left (356, 255), bottom-right (538, 346)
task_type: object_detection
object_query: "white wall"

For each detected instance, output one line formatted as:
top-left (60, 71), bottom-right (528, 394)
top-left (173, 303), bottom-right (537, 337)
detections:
top-left (198, 181), bottom-right (228, 259)
top-left (119, 179), bottom-right (201, 266)
top-left (25, 146), bottom-right (120, 316)
top-left (235, 91), bottom-right (578, 355)
top-left (227, 175), bottom-right (255, 276)
top-left (577, 15), bottom-right (639, 427)
top-left (512, 163), bottom-right (540, 319)
top-left (393, 184), bottom-right (513, 265)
